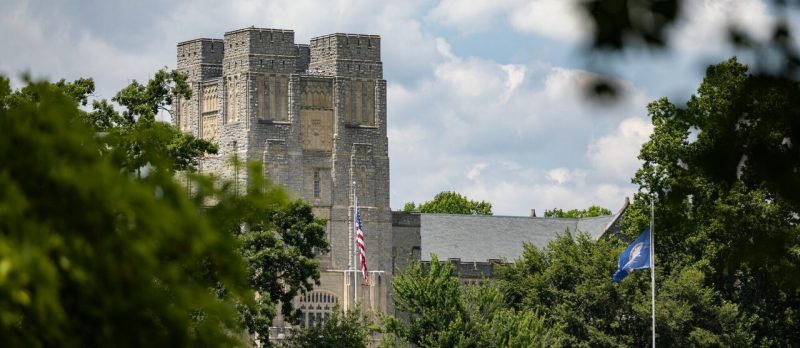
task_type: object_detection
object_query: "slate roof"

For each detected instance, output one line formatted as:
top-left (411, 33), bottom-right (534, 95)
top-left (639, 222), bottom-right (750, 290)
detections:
top-left (419, 212), bottom-right (621, 263)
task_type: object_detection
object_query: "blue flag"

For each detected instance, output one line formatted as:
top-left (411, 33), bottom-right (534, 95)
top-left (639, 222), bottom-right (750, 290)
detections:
top-left (612, 227), bottom-right (652, 282)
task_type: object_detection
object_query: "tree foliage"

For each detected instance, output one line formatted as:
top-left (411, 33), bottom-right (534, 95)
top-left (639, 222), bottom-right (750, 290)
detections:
top-left (382, 254), bottom-right (549, 347)
top-left (498, 232), bottom-right (749, 347)
top-left (197, 163), bottom-right (329, 345)
top-left (7, 69), bottom-right (219, 175)
top-left (627, 57), bottom-right (800, 346)
top-left (544, 205), bottom-right (612, 218)
top-left (0, 76), bottom-right (251, 347)
top-left (284, 305), bottom-right (373, 348)
top-left (402, 191), bottom-right (492, 215)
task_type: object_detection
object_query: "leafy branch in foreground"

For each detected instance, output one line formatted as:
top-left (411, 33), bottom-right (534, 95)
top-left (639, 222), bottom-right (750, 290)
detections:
top-left (0, 75), bottom-right (250, 347)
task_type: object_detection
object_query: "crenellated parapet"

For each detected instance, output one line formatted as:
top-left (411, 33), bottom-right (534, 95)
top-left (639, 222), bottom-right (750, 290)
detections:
top-left (222, 28), bottom-right (297, 75)
top-left (308, 33), bottom-right (382, 78)
top-left (177, 38), bottom-right (224, 81)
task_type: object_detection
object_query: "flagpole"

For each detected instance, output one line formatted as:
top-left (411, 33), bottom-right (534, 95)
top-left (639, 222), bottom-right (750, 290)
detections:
top-left (650, 199), bottom-right (656, 348)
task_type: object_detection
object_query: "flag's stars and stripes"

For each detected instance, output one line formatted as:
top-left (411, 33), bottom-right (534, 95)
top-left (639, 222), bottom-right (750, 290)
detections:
top-left (355, 202), bottom-right (369, 285)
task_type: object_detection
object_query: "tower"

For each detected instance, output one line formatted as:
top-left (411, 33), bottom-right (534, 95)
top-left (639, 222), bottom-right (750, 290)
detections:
top-left (175, 28), bottom-right (391, 329)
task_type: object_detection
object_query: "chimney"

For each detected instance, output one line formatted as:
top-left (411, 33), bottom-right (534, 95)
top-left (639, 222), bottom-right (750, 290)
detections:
top-left (529, 208), bottom-right (536, 218)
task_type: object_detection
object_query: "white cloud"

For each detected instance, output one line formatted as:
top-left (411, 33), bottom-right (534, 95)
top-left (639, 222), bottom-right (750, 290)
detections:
top-left (0, 2), bottom-right (162, 97)
top-left (427, 0), bottom-right (518, 32)
top-left (546, 167), bottom-right (585, 185)
top-left (672, 0), bottom-right (776, 54)
top-left (467, 163), bottom-right (490, 181)
top-left (457, 174), bottom-right (631, 217)
top-left (586, 117), bottom-right (654, 180)
top-left (389, 49), bottom-right (651, 215)
top-left (427, 0), bottom-right (589, 41)
top-left (508, 0), bottom-right (590, 41)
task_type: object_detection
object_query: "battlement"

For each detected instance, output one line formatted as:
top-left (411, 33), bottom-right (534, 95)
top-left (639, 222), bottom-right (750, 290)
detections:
top-left (223, 27), bottom-right (296, 58)
top-left (308, 33), bottom-right (382, 78)
top-left (295, 44), bottom-right (310, 73)
top-left (420, 258), bottom-right (501, 281)
top-left (179, 28), bottom-right (382, 77)
top-left (177, 39), bottom-right (224, 81)
top-left (177, 38), bottom-right (224, 67)
top-left (309, 33), bottom-right (381, 62)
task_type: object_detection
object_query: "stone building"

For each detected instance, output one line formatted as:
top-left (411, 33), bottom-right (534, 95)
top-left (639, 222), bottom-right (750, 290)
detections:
top-left (174, 27), bottom-right (627, 337)
top-left (175, 27), bottom-right (391, 332)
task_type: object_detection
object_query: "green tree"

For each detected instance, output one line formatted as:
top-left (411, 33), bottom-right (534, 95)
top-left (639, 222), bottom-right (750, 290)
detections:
top-left (197, 164), bottom-right (329, 345)
top-left (627, 57), bottom-right (800, 346)
top-left (403, 191), bottom-right (492, 215)
top-left (4, 70), bottom-right (219, 175)
top-left (544, 205), bottom-right (612, 218)
top-left (0, 76), bottom-right (251, 347)
top-left (383, 254), bottom-right (549, 347)
top-left (99, 69), bottom-right (217, 175)
top-left (497, 231), bottom-right (750, 347)
top-left (384, 254), bottom-right (466, 346)
top-left (284, 305), bottom-right (373, 348)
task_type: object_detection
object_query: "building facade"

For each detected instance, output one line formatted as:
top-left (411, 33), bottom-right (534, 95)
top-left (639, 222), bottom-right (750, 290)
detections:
top-left (175, 27), bottom-right (392, 330)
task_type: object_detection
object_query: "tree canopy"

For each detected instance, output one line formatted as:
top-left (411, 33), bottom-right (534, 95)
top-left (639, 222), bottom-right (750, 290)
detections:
top-left (628, 57), bottom-right (800, 346)
top-left (285, 305), bottom-right (373, 348)
top-left (0, 75), bottom-right (250, 347)
top-left (383, 254), bottom-right (550, 348)
top-left (402, 191), bottom-right (492, 215)
top-left (543, 205), bottom-right (612, 218)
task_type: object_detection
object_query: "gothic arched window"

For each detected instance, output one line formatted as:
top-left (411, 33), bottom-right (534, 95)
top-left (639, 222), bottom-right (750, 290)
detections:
top-left (298, 291), bottom-right (338, 328)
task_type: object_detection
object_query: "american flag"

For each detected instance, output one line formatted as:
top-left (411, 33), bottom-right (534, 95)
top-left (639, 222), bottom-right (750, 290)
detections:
top-left (355, 199), bottom-right (369, 285)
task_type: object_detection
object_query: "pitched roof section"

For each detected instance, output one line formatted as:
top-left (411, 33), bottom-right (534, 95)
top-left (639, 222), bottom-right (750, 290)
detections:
top-left (419, 213), bottom-right (620, 262)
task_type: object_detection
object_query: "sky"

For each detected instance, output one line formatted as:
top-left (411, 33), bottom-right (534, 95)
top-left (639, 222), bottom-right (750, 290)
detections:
top-left (2, 0), bottom-right (798, 216)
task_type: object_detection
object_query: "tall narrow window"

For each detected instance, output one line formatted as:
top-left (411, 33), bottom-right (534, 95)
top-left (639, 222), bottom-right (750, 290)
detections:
top-left (313, 170), bottom-right (321, 198)
top-left (360, 80), bottom-right (368, 124)
top-left (273, 76), bottom-right (281, 120)
top-left (343, 80), bottom-right (352, 124)
top-left (257, 75), bottom-right (266, 120)
top-left (227, 78), bottom-right (238, 123)
top-left (365, 80), bottom-right (375, 126)
top-left (268, 76), bottom-right (274, 120)
top-left (353, 80), bottom-right (362, 123)
top-left (279, 76), bottom-right (288, 121)
top-left (359, 171), bottom-right (367, 204)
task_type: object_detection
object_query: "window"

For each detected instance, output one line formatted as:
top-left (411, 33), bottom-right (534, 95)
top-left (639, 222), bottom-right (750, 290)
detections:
top-left (202, 84), bottom-right (219, 113)
top-left (259, 75), bottom-right (288, 122)
top-left (345, 79), bottom-right (375, 126)
top-left (299, 291), bottom-right (338, 328)
top-left (226, 77), bottom-right (238, 123)
top-left (313, 170), bottom-right (321, 198)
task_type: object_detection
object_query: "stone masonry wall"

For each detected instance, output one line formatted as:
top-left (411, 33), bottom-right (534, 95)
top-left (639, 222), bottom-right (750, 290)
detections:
top-left (175, 39), bottom-right (223, 137)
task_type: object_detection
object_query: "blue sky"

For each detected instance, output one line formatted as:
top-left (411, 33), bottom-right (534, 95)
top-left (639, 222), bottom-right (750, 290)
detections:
top-left (2, 0), bottom-right (797, 215)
